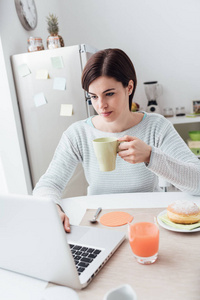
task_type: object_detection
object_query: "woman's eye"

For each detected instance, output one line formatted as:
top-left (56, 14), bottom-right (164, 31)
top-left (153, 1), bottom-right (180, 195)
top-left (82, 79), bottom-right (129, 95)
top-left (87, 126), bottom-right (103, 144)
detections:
top-left (89, 95), bottom-right (97, 100)
top-left (106, 92), bottom-right (114, 96)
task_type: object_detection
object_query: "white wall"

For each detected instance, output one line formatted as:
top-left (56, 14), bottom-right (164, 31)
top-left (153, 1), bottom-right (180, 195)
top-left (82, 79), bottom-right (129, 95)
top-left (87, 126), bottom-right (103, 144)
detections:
top-left (60, 0), bottom-right (200, 112)
top-left (0, 0), bottom-right (200, 194)
top-left (0, 36), bottom-right (29, 194)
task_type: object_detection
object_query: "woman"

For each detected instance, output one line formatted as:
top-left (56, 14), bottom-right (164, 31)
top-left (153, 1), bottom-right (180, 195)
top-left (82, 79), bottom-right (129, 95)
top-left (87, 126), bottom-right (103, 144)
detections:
top-left (33, 48), bottom-right (200, 231)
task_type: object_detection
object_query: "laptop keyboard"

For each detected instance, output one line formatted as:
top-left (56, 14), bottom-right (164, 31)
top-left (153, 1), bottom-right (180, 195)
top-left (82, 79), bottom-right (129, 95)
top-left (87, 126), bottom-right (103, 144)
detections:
top-left (69, 244), bottom-right (102, 275)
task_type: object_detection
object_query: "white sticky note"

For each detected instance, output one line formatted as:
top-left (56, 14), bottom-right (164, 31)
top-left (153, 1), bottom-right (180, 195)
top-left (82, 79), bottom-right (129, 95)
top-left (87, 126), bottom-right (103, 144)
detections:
top-left (60, 104), bottom-right (73, 116)
top-left (18, 64), bottom-right (31, 77)
top-left (36, 69), bottom-right (49, 79)
top-left (34, 93), bottom-right (47, 107)
top-left (51, 56), bottom-right (64, 69)
top-left (53, 77), bottom-right (66, 90)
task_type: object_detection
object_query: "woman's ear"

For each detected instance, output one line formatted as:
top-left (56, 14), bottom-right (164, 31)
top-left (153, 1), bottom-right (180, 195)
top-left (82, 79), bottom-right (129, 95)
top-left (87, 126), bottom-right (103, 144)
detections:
top-left (128, 80), bottom-right (134, 95)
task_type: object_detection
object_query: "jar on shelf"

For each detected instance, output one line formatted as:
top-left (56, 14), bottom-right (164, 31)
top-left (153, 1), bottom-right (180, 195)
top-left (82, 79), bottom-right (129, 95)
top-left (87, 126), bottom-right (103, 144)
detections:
top-left (27, 37), bottom-right (44, 52)
top-left (47, 36), bottom-right (61, 50)
top-left (175, 107), bottom-right (186, 116)
top-left (163, 107), bottom-right (174, 118)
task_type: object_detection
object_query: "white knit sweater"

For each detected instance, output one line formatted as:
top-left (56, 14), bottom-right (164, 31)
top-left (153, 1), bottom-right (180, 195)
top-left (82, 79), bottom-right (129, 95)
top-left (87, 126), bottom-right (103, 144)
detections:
top-left (33, 113), bottom-right (200, 201)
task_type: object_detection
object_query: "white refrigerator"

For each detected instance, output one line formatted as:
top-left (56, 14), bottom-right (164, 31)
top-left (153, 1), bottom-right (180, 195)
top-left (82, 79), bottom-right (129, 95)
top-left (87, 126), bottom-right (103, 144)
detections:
top-left (11, 44), bottom-right (97, 198)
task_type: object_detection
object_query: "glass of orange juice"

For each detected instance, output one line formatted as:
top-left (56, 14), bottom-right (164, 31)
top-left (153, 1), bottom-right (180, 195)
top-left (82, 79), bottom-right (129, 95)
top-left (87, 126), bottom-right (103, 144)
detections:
top-left (128, 213), bottom-right (159, 264)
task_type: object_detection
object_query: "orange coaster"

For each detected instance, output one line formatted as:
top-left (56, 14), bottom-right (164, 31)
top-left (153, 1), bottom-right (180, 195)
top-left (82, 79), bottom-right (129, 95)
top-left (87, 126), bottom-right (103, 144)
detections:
top-left (100, 211), bottom-right (133, 227)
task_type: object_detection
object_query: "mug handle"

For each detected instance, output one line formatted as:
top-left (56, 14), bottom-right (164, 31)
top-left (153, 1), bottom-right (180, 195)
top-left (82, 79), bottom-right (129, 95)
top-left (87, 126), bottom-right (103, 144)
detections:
top-left (117, 140), bottom-right (125, 153)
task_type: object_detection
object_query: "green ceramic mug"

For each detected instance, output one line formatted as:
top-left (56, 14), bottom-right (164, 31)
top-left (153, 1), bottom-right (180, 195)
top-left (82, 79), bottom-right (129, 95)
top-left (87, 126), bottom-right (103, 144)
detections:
top-left (93, 137), bottom-right (119, 172)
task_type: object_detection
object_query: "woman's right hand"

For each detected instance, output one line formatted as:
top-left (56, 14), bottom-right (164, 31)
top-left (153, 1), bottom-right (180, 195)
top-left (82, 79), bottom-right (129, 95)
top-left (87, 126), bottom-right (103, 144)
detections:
top-left (56, 204), bottom-right (71, 233)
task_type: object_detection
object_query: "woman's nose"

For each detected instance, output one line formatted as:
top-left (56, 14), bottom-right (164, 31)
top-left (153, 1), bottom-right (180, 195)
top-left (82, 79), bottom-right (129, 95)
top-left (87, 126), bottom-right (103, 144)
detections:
top-left (98, 97), bottom-right (107, 109)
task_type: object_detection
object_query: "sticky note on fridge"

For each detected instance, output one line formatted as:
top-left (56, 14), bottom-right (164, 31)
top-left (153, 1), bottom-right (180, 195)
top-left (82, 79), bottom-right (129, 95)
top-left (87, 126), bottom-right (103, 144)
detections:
top-left (60, 104), bottom-right (73, 116)
top-left (36, 69), bottom-right (49, 79)
top-left (18, 64), bottom-right (31, 77)
top-left (34, 93), bottom-right (47, 107)
top-left (51, 56), bottom-right (64, 69)
top-left (53, 77), bottom-right (66, 90)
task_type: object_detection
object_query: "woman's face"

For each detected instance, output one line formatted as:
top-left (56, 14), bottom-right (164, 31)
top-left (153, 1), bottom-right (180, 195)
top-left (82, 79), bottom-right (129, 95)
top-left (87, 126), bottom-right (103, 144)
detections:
top-left (88, 76), bottom-right (133, 122)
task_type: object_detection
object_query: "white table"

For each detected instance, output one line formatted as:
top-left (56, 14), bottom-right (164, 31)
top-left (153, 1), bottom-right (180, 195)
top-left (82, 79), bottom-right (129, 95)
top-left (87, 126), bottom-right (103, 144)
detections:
top-left (62, 191), bottom-right (200, 225)
top-left (1, 192), bottom-right (200, 299)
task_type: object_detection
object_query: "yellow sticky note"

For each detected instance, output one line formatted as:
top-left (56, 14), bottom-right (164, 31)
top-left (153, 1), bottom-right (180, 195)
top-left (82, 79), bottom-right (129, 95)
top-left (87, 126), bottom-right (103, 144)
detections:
top-left (36, 69), bottom-right (49, 79)
top-left (51, 56), bottom-right (64, 69)
top-left (60, 104), bottom-right (73, 116)
top-left (18, 64), bottom-right (31, 77)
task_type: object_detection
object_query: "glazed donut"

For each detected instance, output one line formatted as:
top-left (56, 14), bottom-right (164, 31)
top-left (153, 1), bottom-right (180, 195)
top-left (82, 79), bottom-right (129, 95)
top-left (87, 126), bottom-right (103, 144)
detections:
top-left (167, 200), bottom-right (200, 224)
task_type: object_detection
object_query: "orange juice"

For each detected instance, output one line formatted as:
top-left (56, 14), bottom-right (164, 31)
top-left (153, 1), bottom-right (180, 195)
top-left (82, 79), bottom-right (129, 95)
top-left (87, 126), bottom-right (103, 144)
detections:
top-left (129, 222), bottom-right (159, 257)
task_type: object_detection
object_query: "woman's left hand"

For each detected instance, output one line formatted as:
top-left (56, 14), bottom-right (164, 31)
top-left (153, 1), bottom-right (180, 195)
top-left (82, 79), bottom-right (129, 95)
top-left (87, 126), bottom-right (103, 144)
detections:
top-left (118, 135), bottom-right (152, 164)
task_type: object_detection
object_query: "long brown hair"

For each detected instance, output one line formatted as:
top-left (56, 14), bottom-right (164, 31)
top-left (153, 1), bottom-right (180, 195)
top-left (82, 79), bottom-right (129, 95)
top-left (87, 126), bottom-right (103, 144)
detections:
top-left (81, 48), bottom-right (137, 110)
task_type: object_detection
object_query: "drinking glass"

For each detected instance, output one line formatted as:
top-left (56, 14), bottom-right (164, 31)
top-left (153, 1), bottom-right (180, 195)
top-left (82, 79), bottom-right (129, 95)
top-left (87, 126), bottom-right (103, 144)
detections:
top-left (128, 214), bottom-right (159, 265)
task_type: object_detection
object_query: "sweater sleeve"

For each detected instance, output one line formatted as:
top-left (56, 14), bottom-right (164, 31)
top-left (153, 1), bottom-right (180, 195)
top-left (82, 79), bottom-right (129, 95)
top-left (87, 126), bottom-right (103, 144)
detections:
top-left (33, 131), bottom-right (81, 202)
top-left (147, 121), bottom-right (200, 195)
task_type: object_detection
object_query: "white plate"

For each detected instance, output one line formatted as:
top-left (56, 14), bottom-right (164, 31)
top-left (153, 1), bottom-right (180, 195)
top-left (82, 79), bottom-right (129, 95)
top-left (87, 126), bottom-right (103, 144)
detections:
top-left (157, 210), bottom-right (200, 233)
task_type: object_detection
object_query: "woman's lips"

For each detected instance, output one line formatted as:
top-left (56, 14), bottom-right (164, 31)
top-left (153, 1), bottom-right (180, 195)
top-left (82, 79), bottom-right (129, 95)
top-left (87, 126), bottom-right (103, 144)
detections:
top-left (100, 111), bottom-right (112, 117)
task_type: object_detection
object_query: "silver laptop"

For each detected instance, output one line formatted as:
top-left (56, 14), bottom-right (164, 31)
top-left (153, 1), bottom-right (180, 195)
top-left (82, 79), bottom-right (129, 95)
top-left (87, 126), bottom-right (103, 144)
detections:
top-left (0, 194), bottom-right (125, 289)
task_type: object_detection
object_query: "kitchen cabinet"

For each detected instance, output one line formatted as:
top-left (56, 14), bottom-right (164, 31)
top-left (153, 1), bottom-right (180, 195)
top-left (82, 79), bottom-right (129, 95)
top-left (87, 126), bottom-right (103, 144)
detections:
top-left (166, 116), bottom-right (200, 144)
top-left (162, 116), bottom-right (200, 191)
